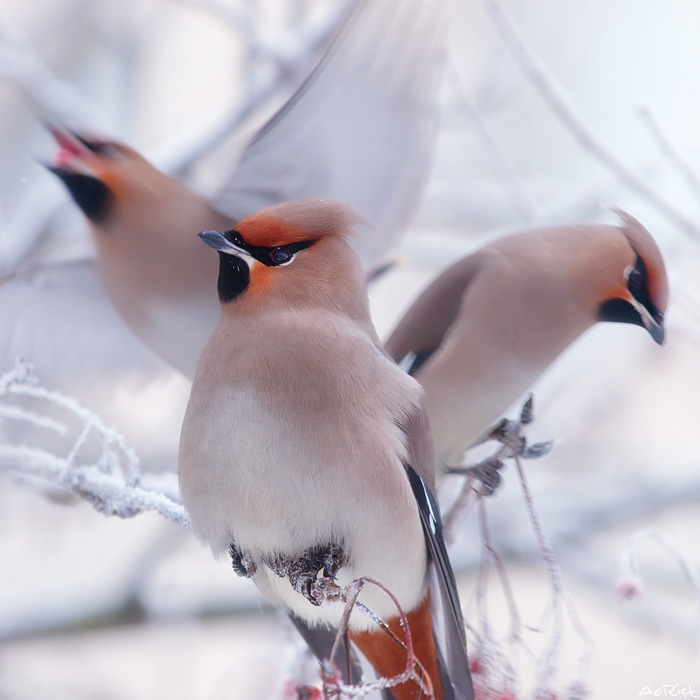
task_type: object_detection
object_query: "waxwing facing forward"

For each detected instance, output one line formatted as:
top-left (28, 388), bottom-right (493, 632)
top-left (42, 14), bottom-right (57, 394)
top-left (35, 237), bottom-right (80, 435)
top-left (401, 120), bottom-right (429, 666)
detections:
top-left (385, 209), bottom-right (668, 469)
top-left (45, 0), bottom-right (446, 379)
top-left (178, 199), bottom-right (474, 700)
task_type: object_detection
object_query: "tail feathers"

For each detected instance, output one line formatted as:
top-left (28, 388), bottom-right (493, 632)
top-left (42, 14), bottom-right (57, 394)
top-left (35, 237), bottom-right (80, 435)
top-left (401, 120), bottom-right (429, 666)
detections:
top-left (289, 614), bottom-right (363, 685)
top-left (350, 594), bottom-right (444, 700)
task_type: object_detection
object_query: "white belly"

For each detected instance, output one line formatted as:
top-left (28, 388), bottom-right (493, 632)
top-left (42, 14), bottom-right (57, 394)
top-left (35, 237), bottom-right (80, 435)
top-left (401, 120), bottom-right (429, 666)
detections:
top-left (179, 325), bottom-right (428, 629)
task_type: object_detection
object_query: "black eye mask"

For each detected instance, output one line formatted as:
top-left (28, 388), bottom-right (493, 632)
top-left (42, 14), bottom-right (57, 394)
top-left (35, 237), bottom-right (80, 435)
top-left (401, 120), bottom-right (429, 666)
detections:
top-left (221, 229), bottom-right (315, 267)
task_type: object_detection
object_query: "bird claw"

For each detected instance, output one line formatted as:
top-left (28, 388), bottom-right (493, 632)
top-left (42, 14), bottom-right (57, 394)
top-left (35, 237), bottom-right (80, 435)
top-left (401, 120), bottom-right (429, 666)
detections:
top-left (304, 578), bottom-right (321, 606)
top-left (322, 543), bottom-right (345, 580)
top-left (486, 418), bottom-right (526, 453)
top-left (266, 543), bottom-right (347, 606)
top-left (520, 393), bottom-right (535, 424)
top-left (229, 542), bottom-right (257, 578)
top-left (447, 457), bottom-right (505, 496)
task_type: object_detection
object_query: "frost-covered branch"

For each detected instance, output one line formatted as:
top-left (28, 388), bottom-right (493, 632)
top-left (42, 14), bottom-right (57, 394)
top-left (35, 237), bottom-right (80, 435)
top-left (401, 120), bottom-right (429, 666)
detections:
top-left (0, 360), bottom-right (188, 528)
top-left (319, 577), bottom-right (430, 700)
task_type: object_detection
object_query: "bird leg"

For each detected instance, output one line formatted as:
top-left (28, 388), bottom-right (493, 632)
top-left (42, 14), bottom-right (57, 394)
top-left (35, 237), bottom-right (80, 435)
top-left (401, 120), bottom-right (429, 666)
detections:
top-left (229, 542), bottom-right (257, 578)
top-left (266, 544), bottom-right (347, 606)
top-left (445, 395), bottom-right (553, 497)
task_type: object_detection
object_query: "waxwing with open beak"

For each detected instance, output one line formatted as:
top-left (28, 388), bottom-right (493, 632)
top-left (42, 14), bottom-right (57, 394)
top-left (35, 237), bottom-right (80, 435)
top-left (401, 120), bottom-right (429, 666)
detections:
top-left (45, 0), bottom-right (446, 379)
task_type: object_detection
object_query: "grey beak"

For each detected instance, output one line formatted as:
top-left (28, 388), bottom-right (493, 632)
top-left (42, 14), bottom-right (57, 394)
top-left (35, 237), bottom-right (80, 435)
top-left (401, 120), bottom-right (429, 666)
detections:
top-left (643, 313), bottom-right (665, 345)
top-left (199, 230), bottom-right (230, 252)
top-left (198, 230), bottom-right (246, 256)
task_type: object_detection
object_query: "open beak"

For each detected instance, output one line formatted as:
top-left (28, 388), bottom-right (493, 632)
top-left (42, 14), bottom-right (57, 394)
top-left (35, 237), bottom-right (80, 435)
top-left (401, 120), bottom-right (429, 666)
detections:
top-left (44, 124), bottom-right (111, 222)
top-left (45, 124), bottom-right (100, 177)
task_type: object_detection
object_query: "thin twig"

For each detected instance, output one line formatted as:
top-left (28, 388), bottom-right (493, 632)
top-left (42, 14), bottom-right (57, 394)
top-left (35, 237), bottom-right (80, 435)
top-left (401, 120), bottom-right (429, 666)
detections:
top-left (483, 0), bottom-right (700, 240)
top-left (323, 577), bottom-right (431, 700)
top-left (475, 495), bottom-right (521, 696)
top-left (0, 361), bottom-right (188, 528)
top-left (619, 528), bottom-right (700, 648)
top-left (447, 61), bottom-right (543, 225)
top-left (638, 105), bottom-right (700, 205)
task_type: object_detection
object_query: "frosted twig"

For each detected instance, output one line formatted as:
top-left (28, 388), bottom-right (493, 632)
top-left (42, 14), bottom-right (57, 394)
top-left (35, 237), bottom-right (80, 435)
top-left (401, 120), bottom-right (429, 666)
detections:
top-left (318, 577), bottom-right (431, 700)
top-left (513, 453), bottom-right (595, 693)
top-left (466, 496), bottom-right (521, 698)
top-left (638, 105), bottom-right (700, 204)
top-left (0, 360), bottom-right (189, 528)
top-left (0, 404), bottom-right (66, 434)
top-left (0, 444), bottom-right (188, 527)
top-left (483, 0), bottom-right (700, 240)
top-left (450, 396), bottom-right (592, 697)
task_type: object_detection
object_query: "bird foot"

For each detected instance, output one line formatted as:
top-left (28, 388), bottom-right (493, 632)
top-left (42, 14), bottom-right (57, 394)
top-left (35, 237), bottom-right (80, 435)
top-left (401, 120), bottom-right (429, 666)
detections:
top-left (486, 417), bottom-right (528, 454)
top-left (266, 543), bottom-right (347, 606)
top-left (450, 457), bottom-right (505, 496)
top-left (446, 395), bottom-right (554, 496)
top-left (229, 542), bottom-right (257, 578)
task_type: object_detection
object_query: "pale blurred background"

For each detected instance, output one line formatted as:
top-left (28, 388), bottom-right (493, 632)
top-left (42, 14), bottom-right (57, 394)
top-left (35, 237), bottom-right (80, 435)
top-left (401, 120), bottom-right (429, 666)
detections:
top-left (1, 0), bottom-right (699, 698)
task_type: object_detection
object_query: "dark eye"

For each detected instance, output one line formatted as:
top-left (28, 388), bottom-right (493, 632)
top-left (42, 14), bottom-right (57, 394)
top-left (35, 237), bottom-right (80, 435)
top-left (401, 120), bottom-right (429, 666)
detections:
top-left (628, 267), bottom-right (642, 292)
top-left (627, 256), bottom-right (647, 297)
top-left (270, 247), bottom-right (292, 264)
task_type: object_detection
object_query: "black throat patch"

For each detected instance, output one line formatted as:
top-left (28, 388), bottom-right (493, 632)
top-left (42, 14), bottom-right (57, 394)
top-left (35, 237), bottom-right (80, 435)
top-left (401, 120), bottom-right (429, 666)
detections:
top-left (597, 297), bottom-right (643, 328)
top-left (50, 170), bottom-right (112, 224)
top-left (217, 252), bottom-right (250, 302)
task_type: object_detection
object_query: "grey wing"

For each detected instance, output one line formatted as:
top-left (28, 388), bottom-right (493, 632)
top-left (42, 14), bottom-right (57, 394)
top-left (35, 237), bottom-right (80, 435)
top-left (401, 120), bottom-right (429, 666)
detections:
top-left (0, 259), bottom-right (165, 390)
top-left (401, 407), bottom-right (475, 700)
top-left (0, 259), bottom-right (177, 466)
top-left (384, 253), bottom-right (484, 376)
top-left (211, 0), bottom-right (447, 270)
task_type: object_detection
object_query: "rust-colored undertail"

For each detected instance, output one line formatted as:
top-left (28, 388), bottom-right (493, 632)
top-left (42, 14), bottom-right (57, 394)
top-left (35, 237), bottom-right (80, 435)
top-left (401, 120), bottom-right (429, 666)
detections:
top-left (350, 594), bottom-right (443, 700)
